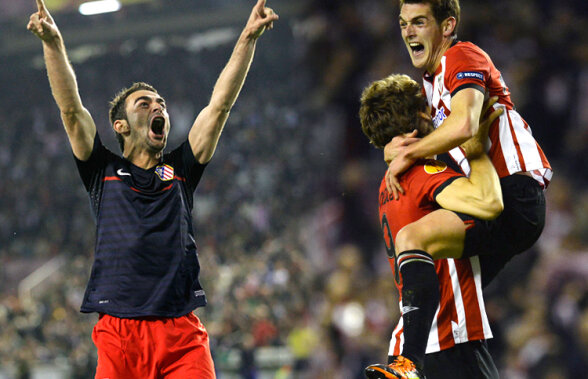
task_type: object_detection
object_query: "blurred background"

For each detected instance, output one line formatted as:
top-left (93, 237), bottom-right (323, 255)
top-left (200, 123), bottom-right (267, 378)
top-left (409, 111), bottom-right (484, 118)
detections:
top-left (1, 0), bottom-right (587, 378)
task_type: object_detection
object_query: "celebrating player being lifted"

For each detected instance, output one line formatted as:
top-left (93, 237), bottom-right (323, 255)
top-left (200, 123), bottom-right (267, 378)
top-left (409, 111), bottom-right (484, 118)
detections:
top-left (386, 0), bottom-right (550, 286)
top-left (363, 0), bottom-right (552, 377)
top-left (28, 0), bottom-right (278, 377)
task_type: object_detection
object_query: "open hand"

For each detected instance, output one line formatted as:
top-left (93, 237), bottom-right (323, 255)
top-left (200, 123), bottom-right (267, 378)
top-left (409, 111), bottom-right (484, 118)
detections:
top-left (385, 149), bottom-right (414, 200)
top-left (245, 0), bottom-right (279, 40)
top-left (27, 0), bottom-right (60, 42)
top-left (384, 130), bottom-right (419, 164)
top-left (383, 130), bottom-right (419, 199)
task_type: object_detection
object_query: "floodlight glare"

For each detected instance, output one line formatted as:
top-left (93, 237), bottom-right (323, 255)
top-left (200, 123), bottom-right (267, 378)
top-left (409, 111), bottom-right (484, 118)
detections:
top-left (79, 0), bottom-right (121, 16)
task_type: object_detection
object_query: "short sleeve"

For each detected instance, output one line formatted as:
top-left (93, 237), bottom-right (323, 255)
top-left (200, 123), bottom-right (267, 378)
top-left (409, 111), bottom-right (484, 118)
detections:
top-left (165, 140), bottom-right (207, 195)
top-left (444, 44), bottom-right (490, 97)
top-left (74, 133), bottom-right (108, 191)
top-left (404, 160), bottom-right (463, 205)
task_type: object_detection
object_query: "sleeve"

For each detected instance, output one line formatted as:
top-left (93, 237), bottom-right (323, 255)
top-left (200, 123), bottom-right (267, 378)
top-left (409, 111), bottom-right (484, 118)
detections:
top-left (74, 132), bottom-right (107, 191)
top-left (168, 140), bottom-right (207, 194)
top-left (444, 44), bottom-right (490, 97)
top-left (73, 133), bottom-right (109, 219)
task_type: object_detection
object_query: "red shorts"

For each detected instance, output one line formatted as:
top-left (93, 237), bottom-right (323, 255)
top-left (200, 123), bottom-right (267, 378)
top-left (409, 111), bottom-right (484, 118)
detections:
top-left (92, 312), bottom-right (215, 379)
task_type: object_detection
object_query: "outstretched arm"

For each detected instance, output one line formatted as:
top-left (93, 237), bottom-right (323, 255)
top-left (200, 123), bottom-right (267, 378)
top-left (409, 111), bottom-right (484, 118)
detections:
top-left (27, 0), bottom-right (96, 160)
top-left (189, 0), bottom-right (279, 164)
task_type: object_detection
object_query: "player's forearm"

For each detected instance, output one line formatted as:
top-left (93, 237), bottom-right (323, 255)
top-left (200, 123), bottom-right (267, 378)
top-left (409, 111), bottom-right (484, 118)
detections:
top-left (43, 37), bottom-right (84, 115)
top-left (437, 154), bottom-right (503, 220)
top-left (208, 33), bottom-right (257, 114)
top-left (407, 88), bottom-right (484, 160)
top-left (405, 115), bottom-right (472, 160)
top-left (188, 34), bottom-right (257, 164)
top-left (466, 155), bottom-right (503, 218)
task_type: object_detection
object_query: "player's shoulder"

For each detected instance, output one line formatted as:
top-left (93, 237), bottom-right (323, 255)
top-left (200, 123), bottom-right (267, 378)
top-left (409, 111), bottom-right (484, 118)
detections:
top-left (446, 41), bottom-right (489, 62)
top-left (397, 160), bottom-right (451, 187)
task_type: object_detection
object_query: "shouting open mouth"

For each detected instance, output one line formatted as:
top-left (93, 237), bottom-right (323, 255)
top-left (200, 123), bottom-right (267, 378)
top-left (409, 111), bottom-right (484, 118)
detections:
top-left (150, 115), bottom-right (166, 140)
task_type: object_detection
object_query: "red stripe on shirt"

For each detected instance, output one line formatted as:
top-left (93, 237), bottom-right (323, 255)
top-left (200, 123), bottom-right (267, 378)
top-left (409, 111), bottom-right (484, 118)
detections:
top-left (435, 260), bottom-right (458, 350)
top-left (455, 259), bottom-right (484, 340)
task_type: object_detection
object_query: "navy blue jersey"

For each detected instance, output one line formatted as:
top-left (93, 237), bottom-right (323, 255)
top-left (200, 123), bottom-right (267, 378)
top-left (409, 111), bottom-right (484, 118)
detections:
top-left (75, 133), bottom-right (207, 318)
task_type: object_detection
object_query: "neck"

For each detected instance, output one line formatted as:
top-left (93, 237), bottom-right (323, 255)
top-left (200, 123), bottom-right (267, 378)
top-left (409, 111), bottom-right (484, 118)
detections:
top-left (426, 37), bottom-right (455, 75)
top-left (123, 148), bottom-right (161, 169)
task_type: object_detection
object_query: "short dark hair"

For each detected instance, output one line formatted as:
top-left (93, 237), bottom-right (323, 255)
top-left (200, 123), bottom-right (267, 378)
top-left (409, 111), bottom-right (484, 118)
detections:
top-left (108, 82), bottom-right (158, 152)
top-left (359, 74), bottom-right (432, 149)
top-left (400, 0), bottom-right (460, 37)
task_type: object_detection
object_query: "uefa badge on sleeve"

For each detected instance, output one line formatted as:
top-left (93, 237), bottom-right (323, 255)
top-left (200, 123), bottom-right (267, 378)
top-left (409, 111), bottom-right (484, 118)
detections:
top-left (155, 164), bottom-right (174, 181)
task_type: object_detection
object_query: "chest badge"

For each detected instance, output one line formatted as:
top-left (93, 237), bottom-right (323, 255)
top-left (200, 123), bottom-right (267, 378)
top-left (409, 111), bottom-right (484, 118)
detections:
top-left (424, 160), bottom-right (447, 174)
top-left (155, 164), bottom-right (174, 181)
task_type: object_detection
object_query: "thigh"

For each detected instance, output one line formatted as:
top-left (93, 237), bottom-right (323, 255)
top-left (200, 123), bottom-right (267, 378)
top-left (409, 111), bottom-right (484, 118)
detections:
top-left (423, 340), bottom-right (498, 379)
top-left (396, 209), bottom-right (467, 260)
top-left (478, 176), bottom-right (546, 285)
top-left (159, 313), bottom-right (216, 379)
top-left (497, 175), bottom-right (546, 253)
top-left (92, 314), bottom-right (157, 379)
top-left (457, 176), bottom-right (545, 259)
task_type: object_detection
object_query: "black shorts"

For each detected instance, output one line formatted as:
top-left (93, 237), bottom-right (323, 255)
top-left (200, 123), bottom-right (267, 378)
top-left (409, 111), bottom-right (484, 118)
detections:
top-left (455, 174), bottom-right (546, 287)
top-left (420, 340), bottom-right (499, 379)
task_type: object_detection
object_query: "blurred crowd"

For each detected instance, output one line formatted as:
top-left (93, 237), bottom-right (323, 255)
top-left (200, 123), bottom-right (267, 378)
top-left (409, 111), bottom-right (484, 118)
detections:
top-left (1, 0), bottom-right (587, 378)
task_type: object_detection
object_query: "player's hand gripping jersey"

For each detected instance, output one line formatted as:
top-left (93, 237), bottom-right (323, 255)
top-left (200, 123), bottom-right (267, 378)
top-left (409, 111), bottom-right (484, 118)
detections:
top-left (423, 41), bottom-right (551, 187)
top-left (379, 159), bottom-right (492, 354)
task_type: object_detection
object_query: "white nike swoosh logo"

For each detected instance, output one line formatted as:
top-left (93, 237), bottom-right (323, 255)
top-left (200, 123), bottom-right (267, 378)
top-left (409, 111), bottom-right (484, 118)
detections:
top-left (117, 169), bottom-right (131, 176)
top-left (401, 306), bottom-right (419, 314)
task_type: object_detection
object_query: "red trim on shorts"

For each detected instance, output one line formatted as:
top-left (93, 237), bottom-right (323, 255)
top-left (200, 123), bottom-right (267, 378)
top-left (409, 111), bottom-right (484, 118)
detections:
top-left (463, 219), bottom-right (475, 230)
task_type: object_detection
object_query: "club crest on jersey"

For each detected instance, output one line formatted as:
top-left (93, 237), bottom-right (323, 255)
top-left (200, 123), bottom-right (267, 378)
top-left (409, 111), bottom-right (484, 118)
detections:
top-left (456, 71), bottom-right (484, 81)
top-left (424, 160), bottom-right (447, 174)
top-left (155, 164), bottom-right (174, 181)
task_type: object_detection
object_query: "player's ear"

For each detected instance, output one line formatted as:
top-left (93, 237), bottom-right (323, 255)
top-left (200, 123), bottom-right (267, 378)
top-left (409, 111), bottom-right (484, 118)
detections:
top-left (418, 111), bottom-right (432, 122)
top-left (441, 17), bottom-right (456, 37)
top-left (417, 111), bottom-right (434, 135)
top-left (113, 119), bottom-right (130, 135)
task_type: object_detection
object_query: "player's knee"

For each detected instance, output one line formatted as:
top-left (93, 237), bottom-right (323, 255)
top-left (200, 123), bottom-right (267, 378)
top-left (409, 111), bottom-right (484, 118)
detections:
top-left (395, 224), bottom-right (426, 255)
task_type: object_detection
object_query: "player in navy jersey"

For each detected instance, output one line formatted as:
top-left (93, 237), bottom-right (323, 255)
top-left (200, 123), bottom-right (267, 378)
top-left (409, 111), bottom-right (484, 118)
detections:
top-left (28, 0), bottom-right (278, 377)
top-left (360, 74), bottom-right (503, 378)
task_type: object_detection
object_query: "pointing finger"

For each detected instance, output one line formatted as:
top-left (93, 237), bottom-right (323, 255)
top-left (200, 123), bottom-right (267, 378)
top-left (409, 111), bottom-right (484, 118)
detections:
top-left (36, 0), bottom-right (46, 12)
top-left (254, 0), bottom-right (267, 14)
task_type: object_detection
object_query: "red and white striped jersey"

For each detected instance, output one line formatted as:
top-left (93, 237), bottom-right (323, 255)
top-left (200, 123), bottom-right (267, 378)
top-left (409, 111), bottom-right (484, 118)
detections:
top-left (388, 256), bottom-right (492, 355)
top-left (379, 160), bottom-right (493, 355)
top-left (422, 41), bottom-right (552, 188)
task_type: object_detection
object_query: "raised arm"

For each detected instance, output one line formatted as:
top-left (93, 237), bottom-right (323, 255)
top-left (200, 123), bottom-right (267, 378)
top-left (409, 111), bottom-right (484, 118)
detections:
top-left (385, 88), bottom-right (484, 197)
top-left (188, 0), bottom-right (278, 164)
top-left (435, 104), bottom-right (503, 220)
top-left (27, 0), bottom-right (96, 160)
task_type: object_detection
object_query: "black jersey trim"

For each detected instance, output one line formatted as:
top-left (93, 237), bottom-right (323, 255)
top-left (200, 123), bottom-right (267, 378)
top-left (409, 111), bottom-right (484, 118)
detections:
top-left (433, 175), bottom-right (463, 199)
top-left (451, 83), bottom-right (485, 98)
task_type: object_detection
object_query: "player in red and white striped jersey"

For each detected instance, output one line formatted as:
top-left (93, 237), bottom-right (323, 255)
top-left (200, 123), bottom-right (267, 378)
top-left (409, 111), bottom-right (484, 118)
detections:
top-left (421, 41), bottom-right (551, 186)
top-left (366, 1), bottom-right (550, 378)
top-left (388, 0), bottom-right (550, 289)
top-left (360, 74), bottom-right (502, 379)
